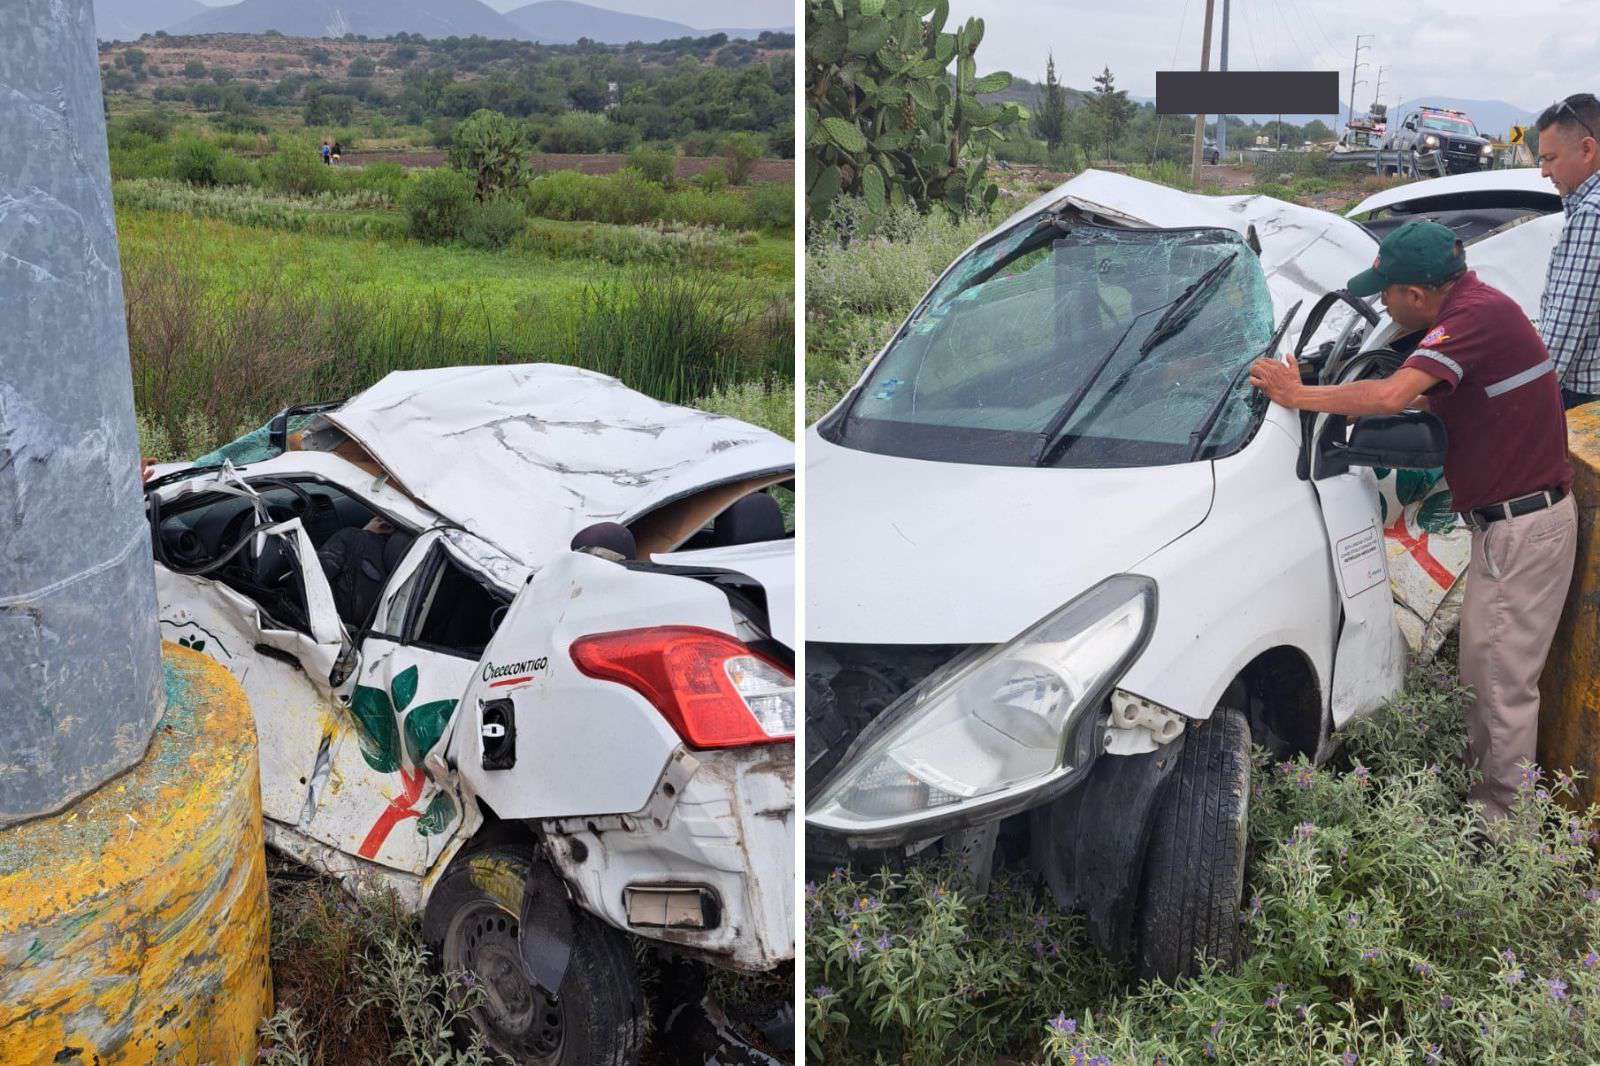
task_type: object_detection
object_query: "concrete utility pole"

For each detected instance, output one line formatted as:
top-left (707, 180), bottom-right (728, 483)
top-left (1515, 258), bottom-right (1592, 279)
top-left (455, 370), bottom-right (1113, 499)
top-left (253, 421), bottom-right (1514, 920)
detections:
top-left (1371, 65), bottom-right (1389, 115)
top-left (0, 0), bottom-right (164, 824)
top-left (1348, 34), bottom-right (1372, 129)
top-left (1217, 0), bottom-right (1231, 157)
top-left (1191, 0), bottom-right (1217, 185)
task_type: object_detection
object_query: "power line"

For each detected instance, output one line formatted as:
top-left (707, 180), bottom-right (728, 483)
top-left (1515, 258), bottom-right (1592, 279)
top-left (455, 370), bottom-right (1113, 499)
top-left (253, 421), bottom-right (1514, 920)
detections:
top-left (1240, 0), bottom-right (1264, 70)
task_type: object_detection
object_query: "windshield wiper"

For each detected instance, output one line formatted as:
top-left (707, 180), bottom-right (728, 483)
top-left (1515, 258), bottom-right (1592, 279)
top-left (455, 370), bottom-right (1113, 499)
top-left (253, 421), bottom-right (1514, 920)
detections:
top-left (1030, 250), bottom-right (1241, 467)
top-left (1136, 251), bottom-right (1240, 358)
top-left (1185, 300), bottom-right (1302, 462)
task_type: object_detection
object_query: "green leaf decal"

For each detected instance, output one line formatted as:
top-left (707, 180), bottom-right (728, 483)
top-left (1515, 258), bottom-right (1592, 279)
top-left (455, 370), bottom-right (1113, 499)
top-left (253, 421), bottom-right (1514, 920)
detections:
top-left (417, 791), bottom-right (457, 837)
top-left (1395, 468), bottom-right (1443, 505)
top-left (351, 685), bottom-right (401, 774)
top-left (1378, 492), bottom-right (1388, 524)
top-left (404, 699), bottom-right (458, 767)
top-left (390, 665), bottom-right (419, 713)
top-left (1417, 490), bottom-right (1459, 535)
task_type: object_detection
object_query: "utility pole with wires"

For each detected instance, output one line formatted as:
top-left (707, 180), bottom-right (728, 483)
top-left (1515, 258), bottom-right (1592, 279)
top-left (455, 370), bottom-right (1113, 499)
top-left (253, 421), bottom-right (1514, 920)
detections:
top-left (1191, 0), bottom-right (1217, 185)
top-left (1217, 0), bottom-right (1231, 158)
top-left (1371, 65), bottom-right (1388, 115)
top-left (1347, 33), bottom-right (1372, 129)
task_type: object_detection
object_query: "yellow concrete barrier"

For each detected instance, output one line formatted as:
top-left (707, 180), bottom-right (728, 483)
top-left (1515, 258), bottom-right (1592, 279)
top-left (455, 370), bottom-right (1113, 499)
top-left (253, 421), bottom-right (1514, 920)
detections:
top-left (1539, 404), bottom-right (1600, 802)
top-left (0, 643), bottom-right (271, 1065)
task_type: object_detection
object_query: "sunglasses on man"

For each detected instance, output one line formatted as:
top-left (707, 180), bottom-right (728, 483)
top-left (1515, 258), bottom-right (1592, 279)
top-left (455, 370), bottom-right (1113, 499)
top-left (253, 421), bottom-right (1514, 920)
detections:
top-left (1546, 93), bottom-right (1600, 143)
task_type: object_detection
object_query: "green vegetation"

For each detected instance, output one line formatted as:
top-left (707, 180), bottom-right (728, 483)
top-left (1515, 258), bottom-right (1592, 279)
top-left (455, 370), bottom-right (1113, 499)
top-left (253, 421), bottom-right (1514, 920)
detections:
top-left (99, 30), bottom-right (795, 160)
top-left (809, 656), bottom-right (1600, 1063)
top-left (805, 0), bottom-right (1023, 222)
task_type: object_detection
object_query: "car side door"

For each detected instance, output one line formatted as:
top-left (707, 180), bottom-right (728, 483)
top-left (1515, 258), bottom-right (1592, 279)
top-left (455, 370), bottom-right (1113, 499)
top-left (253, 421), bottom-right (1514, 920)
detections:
top-left (297, 531), bottom-right (501, 873)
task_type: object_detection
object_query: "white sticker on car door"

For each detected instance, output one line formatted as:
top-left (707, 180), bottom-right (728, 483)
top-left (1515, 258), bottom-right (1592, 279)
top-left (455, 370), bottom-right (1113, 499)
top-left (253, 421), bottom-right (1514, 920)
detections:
top-left (1335, 525), bottom-right (1387, 598)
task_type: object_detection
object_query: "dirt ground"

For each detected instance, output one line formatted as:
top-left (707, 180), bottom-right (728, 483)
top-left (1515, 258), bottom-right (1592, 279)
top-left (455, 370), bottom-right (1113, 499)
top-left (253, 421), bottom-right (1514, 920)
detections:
top-left (328, 149), bottom-right (794, 182)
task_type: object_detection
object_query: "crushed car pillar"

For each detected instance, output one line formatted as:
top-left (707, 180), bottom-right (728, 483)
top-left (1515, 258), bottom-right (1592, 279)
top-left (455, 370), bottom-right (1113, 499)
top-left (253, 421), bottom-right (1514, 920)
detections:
top-left (1538, 404), bottom-right (1600, 810)
top-left (0, 4), bottom-right (273, 1060)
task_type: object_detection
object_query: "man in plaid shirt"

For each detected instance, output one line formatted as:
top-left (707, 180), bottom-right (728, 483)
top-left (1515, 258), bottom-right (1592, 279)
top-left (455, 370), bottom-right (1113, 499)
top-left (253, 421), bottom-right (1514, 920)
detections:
top-left (1536, 93), bottom-right (1600, 409)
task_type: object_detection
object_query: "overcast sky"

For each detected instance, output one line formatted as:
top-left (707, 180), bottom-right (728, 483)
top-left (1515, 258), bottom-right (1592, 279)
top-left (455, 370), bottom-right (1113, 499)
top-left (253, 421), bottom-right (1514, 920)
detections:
top-left (194, 0), bottom-right (794, 28)
top-left (947, 0), bottom-right (1593, 113)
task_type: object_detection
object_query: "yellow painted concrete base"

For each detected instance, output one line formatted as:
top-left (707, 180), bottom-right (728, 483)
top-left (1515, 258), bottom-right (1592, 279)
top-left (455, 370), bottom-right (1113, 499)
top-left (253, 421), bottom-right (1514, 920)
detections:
top-left (0, 643), bottom-right (271, 1065)
top-left (1540, 405), bottom-right (1600, 802)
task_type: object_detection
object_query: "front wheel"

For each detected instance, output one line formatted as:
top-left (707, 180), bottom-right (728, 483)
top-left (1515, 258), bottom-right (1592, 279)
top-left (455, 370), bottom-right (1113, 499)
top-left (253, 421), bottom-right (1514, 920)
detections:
top-left (1135, 707), bottom-right (1251, 982)
top-left (423, 842), bottom-right (646, 1066)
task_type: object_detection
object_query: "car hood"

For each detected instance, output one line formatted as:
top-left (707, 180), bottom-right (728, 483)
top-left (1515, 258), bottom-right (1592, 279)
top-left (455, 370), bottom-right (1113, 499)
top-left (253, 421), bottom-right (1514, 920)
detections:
top-left (322, 365), bottom-right (793, 566)
top-left (651, 538), bottom-right (795, 648)
top-left (1345, 167), bottom-right (1561, 218)
top-left (805, 431), bottom-right (1215, 645)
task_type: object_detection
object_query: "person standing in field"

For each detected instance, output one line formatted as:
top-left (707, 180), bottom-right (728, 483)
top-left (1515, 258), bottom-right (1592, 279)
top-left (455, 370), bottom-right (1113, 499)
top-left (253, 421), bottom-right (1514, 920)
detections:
top-left (321, 139), bottom-right (332, 165)
top-left (1534, 93), bottom-right (1600, 409)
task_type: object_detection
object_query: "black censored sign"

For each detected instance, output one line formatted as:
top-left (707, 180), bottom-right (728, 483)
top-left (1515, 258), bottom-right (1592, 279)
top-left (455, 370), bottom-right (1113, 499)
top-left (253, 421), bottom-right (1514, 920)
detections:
top-left (1154, 71), bottom-right (1340, 114)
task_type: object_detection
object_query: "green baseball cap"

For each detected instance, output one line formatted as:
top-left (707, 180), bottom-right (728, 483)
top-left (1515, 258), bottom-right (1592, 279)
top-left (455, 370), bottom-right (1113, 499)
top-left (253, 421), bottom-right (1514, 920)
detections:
top-left (1346, 220), bottom-right (1467, 297)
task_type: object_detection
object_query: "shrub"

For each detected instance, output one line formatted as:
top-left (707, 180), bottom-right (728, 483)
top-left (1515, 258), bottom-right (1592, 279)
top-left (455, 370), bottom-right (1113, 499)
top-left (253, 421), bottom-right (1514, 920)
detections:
top-left (460, 197), bottom-right (526, 250)
top-left (537, 111), bottom-right (631, 154)
top-left (211, 151), bottom-right (258, 187)
top-left (345, 162), bottom-right (410, 203)
top-left (182, 59), bottom-right (207, 79)
top-left (748, 181), bottom-right (793, 232)
top-left (347, 56), bottom-right (376, 78)
top-left (522, 168), bottom-right (667, 226)
top-left (447, 108), bottom-right (530, 199)
top-left (404, 167), bottom-right (475, 242)
top-left (260, 143), bottom-right (338, 196)
top-left (627, 143), bottom-right (678, 188)
top-left (120, 111), bottom-right (175, 142)
top-left (170, 135), bottom-right (222, 185)
top-left (696, 165), bottom-right (729, 192)
top-left (721, 131), bottom-right (765, 186)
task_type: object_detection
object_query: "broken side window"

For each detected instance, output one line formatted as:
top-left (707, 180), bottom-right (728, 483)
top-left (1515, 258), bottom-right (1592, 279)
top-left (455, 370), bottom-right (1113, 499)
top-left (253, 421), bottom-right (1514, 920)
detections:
top-left (404, 546), bottom-right (512, 659)
top-left (832, 221), bottom-right (1274, 467)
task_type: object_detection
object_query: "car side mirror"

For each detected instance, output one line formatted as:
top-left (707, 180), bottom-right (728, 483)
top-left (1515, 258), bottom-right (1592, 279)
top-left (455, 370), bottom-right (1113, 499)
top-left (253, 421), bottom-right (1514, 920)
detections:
top-left (1322, 412), bottom-right (1448, 478)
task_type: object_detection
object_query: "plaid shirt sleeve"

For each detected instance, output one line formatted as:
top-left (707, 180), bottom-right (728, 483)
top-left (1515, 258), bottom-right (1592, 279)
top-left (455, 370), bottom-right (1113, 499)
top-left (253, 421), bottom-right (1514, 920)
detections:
top-left (1541, 203), bottom-right (1600, 393)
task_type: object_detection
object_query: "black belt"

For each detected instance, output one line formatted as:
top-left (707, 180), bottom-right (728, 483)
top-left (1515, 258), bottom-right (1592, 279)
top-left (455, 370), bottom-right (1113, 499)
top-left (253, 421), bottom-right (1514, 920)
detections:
top-left (1462, 487), bottom-right (1566, 532)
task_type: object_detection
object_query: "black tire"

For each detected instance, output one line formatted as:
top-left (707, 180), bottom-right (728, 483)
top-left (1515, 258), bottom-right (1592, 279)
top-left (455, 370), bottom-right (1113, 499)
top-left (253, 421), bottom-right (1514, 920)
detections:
top-left (1135, 707), bottom-right (1251, 983)
top-left (423, 842), bottom-right (646, 1066)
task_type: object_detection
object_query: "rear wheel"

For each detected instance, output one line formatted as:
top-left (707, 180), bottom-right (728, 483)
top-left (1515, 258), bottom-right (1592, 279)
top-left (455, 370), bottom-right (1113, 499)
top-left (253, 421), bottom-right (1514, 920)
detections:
top-left (1135, 707), bottom-right (1251, 982)
top-left (423, 843), bottom-right (646, 1066)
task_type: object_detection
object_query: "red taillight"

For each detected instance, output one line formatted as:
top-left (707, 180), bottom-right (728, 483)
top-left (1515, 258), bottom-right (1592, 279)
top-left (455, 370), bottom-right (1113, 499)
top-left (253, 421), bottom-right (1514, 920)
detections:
top-left (570, 626), bottom-right (795, 749)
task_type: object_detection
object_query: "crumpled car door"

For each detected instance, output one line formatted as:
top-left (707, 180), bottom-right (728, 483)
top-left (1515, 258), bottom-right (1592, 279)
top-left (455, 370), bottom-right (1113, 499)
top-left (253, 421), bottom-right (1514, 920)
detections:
top-left (296, 530), bottom-right (482, 873)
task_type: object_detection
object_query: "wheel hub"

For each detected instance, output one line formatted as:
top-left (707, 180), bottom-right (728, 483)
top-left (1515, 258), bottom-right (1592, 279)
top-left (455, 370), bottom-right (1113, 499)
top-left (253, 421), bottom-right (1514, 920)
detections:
top-left (450, 904), bottom-right (564, 1059)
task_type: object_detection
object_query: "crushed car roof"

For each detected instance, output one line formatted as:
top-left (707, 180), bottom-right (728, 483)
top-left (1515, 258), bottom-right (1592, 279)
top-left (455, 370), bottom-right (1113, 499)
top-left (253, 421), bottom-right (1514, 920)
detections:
top-left (1344, 168), bottom-right (1559, 218)
top-left (321, 365), bottom-right (792, 565)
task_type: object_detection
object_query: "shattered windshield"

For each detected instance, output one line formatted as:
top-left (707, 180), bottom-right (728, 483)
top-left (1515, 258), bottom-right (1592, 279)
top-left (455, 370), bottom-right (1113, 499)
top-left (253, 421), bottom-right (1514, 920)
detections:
top-left (827, 219), bottom-right (1275, 467)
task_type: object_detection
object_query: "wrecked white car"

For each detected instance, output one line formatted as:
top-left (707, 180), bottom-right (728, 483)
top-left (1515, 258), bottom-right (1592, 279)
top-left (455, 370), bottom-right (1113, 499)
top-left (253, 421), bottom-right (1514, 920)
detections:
top-left (145, 365), bottom-right (795, 1065)
top-left (804, 168), bottom-right (1565, 981)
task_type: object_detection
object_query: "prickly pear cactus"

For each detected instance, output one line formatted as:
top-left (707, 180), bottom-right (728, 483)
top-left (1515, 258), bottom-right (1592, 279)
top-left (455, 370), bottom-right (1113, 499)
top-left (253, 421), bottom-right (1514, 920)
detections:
top-left (806, 0), bottom-right (1024, 222)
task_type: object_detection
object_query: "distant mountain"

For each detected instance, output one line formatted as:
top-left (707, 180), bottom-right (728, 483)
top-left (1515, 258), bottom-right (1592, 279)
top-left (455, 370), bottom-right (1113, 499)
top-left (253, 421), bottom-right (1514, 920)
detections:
top-left (168, 0), bottom-right (525, 39)
top-left (503, 1), bottom-right (695, 43)
top-left (94, 0), bottom-right (206, 40)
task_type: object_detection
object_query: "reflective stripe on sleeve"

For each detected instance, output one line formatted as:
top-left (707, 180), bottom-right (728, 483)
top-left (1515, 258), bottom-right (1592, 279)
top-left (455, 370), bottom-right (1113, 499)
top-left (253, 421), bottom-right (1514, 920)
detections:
top-left (1412, 347), bottom-right (1464, 379)
top-left (1484, 357), bottom-right (1556, 399)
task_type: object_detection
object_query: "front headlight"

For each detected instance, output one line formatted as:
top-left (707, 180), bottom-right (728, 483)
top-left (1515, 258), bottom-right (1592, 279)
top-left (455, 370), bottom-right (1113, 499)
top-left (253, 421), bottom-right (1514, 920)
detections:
top-left (1423, 134), bottom-right (1439, 147)
top-left (807, 575), bottom-right (1156, 842)
top-left (1481, 144), bottom-right (1494, 156)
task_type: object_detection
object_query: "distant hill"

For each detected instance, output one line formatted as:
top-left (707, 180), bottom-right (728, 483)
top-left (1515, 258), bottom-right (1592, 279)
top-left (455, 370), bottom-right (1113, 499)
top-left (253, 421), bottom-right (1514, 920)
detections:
top-left (503, 1), bottom-right (696, 43)
top-left (94, 0), bottom-right (206, 40)
top-left (168, 0), bottom-right (524, 39)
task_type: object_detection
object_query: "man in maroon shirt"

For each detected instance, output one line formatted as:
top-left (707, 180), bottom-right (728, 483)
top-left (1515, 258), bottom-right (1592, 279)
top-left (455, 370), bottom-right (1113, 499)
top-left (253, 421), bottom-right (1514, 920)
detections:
top-left (1251, 220), bottom-right (1576, 825)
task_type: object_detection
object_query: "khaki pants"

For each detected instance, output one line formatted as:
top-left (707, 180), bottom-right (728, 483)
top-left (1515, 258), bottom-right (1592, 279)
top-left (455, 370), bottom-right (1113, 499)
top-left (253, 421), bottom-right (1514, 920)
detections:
top-left (1460, 493), bottom-right (1578, 821)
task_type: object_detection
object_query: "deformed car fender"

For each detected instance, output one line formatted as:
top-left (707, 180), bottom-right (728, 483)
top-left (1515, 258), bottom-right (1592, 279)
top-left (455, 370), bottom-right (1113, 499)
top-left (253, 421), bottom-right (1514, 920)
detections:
top-left (1116, 417), bottom-right (1337, 726)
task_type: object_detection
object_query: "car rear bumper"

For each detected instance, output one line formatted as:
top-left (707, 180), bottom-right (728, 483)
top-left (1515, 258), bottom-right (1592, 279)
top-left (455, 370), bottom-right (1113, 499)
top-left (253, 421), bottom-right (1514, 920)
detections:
top-left (541, 744), bottom-right (795, 971)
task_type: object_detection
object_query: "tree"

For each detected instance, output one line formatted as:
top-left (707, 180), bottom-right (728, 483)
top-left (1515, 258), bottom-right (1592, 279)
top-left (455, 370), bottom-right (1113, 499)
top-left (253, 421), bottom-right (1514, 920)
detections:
top-left (183, 59), bottom-right (206, 79)
top-left (721, 131), bottom-right (764, 185)
top-left (1303, 119), bottom-right (1334, 142)
top-left (1033, 52), bottom-right (1069, 152)
top-left (447, 109), bottom-right (531, 200)
top-left (348, 56), bottom-right (376, 78)
top-left (1087, 65), bottom-right (1134, 162)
